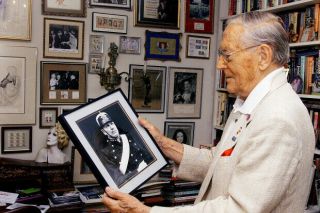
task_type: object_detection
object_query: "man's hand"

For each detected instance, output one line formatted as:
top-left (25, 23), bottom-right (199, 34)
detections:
top-left (102, 187), bottom-right (150, 213)
top-left (138, 118), bottom-right (168, 149)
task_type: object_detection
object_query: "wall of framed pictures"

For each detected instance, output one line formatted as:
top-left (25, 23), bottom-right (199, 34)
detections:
top-left (0, 0), bottom-right (219, 162)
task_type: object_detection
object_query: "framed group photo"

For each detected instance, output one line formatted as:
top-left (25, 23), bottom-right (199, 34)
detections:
top-left (185, 0), bottom-right (214, 34)
top-left (40, 61), bottom-right (87, 105)
top-left (119, 36), bottom-right (141, 54)
top-left (128, 64), bottom-right (166, 113)
top-left (186, 35), bottom-right (211, 59)
top-left (167, 67), bottom-right (203, 118)
top-left (134, 0), bottom-right (180, 29)
top-left (164, 122), bottom-right (195, 146)
top-left (42, 0), bottom-right (86, 17)
top-left (92, 12), bottom-right (127, 34)
top-left (90, 0), bottom-right (131, 10)
top-left (58, 89), bottom-right (167, 193)
top-left (39, 107), bottom-right (58, 129)
top-left (89, 54), bottom-right (104, 74)
top-left (43, 18), bottom-right (85, 59)
top-left (72, 147), bottom-right (97, 184)
top-left (145, 30), bottom-right (182, 61)
top-left (1, 126), bottom-right (32, 154)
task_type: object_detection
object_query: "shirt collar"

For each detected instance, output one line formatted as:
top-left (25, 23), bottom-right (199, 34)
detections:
top-left (233, 67), bottom-right (284, 114)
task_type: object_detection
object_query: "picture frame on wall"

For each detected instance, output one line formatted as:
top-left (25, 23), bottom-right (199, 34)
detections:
top-left (40, 61), bottom-right (87, 105)
top-left (42, 0), bottom-right (86, 17)
top-left (39, 107), bottom-right (59, 129)
top-left (167, 67), bottom-right (203, 119)
top-left (119, 36), bottom-right (141, 54)
top-left (0, 0), bottom-right (31, 40)
top-left (43, 18), bottom-right (84, 59)
top-left (185, 0), bottom-right (214, 34)
top-left (0, 46), bottom-right (37, 125)
top-left (128, 64), bottom-right (166, 113)
top-left (58, 89), bottom-right (167, 193)
top-left (89, 54), bottom-right (104, 74)
top-left (1, 126), bottom-right (32, 154)
top-left (90, 0), bottom-right (131, 10)
top-left (164, 121), bottom-right (195, 146)
top-left (92, 12), bottom-right (128, 34)
top-left (186, 35), bottom-right (211, 59)
top-left (89, 35), bottom-right (105, 54)
top-left (145, 30), bottom-right (182, 61)
top-left (72, 147), bottom-right (97, 184)
top-left (134, 0), bottom-right (180, 29)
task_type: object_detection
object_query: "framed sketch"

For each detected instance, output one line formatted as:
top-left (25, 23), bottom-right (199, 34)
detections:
top-left (0, 46), bottom-right (37, 125)
top-left (42, 0), bottom-right (86, 17)
top-left (186, 35), bottom-right (211, 59)
top-left (58, 89), bottom-right (167, 193)
top-left (90, 0), bottom-right (131, 9)
top-left (164, 122), bottom-right (195, 146)
top-left (40, 61), bottom-right (87, 105)
top-left (72, 147), bottom-right (97, 184)
top-left (89, 35), bottom-right (105, 54)
top-left (128, 64), bottom-right (166, 113)
top-left (92, 12), bottom-right (127, 34)
top-left (43, 18), bottom-right (84, 59)
top-left (39, 107), bottom-right (59, 129)
top-left (0, 0), bottom-right (31, 40)
top-left (145, 30), bottom-right (182, 61)
top-left (89, 54), bottom-right (104, 74)
top-left (1, 126), bottom-right (32, 154)
top-left (119, 36), bottom-right (141, 54)
top-left (185, 0), bottom-right (214, 34)
top-left (167, 67), bottom-right (203, 119)
top-left (134, 0), bottom-right (180, 29)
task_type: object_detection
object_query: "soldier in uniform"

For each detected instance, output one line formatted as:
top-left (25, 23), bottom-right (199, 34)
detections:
top-left (94, 112), bottom-right (154, 186)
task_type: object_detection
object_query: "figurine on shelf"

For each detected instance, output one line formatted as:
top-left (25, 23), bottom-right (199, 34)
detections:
top-left (35, 123), bottom-right (69, 164)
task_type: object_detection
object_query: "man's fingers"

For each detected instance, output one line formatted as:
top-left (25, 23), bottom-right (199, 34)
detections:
top-left (105, 187), bottom-right (126, 200)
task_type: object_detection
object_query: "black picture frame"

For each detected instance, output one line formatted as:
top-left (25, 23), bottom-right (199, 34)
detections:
top-left (164, 121), bottom-right (195, 146)
top-left (1, 126), bottom-right (32, 154)
top-left (90, 0), bottom-right (131, 10)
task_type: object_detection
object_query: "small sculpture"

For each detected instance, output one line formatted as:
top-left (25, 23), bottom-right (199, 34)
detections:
top-left (108, 42), bottom-right (119, 67)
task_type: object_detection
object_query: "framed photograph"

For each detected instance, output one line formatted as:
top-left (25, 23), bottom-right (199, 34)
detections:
top-left (1, 126), bottom-right (32, 154)
top-left (186, 35), bottom-right (211, 59)
top-left (164, 122), bottom-right (195, 146)
top-left (58, 89), bottom-right (167, 193)
top-left (92, 12), bottom-right (127, 34)
top-left (145, 30), bottom-right (182, 61)
top-left (43, 18), bottom-right (84, 59)
top-left (90, 0), bottom-right (131, 9)
top-left (0, 0), bottom-right (31, 40)
top-left (39, 107), bottom-right (59, 129)
top-left (119, 36), bottom-right (141, 54)
top-left (134, 0), bottom-right (180, 29)
top-left (89, 54), bottom-right (104, 74)
top-left (42, 0), bottom-right (86, 17)
top-left (72, 147), bottom-right (97, 184)
top-left (40, 61), bottom-right (87, 105)
top-left (89, 35), bottom-right (105, 54)
top-left (185, 0), bottom-right (214, 34)
top-left (128, 64), bottom-right (166, 113)
top-left (167, 67), bottom-right (203, 119)
top-left (0, 46), bottom-right (37, 125)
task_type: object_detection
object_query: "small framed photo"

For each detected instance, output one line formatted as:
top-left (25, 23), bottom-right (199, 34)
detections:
top-left (90, 0), bottom-right (131, 10)
top-left (186, 35), bottom-right (211, 59)
top-left (1, 126), bottom-right (32, 154)
top-left (167, 67), bottom-right (203, 119)
top-left (44, 18), bottom-right (84, 59)
top-left (40, 61), bottom-right (87, 105)
top-left (164, 122), bottom-right (195, 146)
top-left (119, 36), bottom-right (141, 54)
top-left (89, 54), bottom-right (104, 74)
top-left (145, 30), bottom-right (182, 61)
top-left (42, 0), bottom-right (86, 17)
top-left (39, 107), bottom-right (59, 129)
top-left (134, 0), bottom-right (180, 29)
top-left (58, 89), bottom-right (167, 193)
top-left (72, 147), bottom-right (97, 184)
top-left (92, 12), bottom-right (127, 34)
top-left (89, 35), bottom-right (105, 54)
top-left (128, 64), bottom-right (166, 113)
top-left (185, 0), bottom-right (214, 34)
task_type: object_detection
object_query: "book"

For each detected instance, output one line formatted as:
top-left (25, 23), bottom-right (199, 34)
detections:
top-left (47, 191), bottom-right (81, 208)
top-left (75, 184), bottom-right (104, 204)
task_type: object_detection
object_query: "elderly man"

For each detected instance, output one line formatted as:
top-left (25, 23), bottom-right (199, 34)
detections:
top-left (102, 11), bottom-right (315, 213)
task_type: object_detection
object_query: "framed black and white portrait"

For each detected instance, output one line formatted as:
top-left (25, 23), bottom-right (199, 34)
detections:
top-left (59, 89), bottom-right (167, 193)
top-left (164, 121), bottom-right (195, 146)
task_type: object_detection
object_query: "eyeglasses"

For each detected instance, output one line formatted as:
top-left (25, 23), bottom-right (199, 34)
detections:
top-left (218, 45), bottom-right (260, 63)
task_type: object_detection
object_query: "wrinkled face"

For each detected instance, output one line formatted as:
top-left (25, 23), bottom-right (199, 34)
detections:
top-left (217, 24), bottom-right (260, 99)
top-left (102, 122), bottom-right (119, 138)
top-left (176, 132), bottom-right (184, 143)
top-left (47, 128), bottom-right (57, 146)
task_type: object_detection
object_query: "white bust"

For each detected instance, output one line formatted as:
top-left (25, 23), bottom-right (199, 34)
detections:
top-left (35, 126), bottom-right (67, 164)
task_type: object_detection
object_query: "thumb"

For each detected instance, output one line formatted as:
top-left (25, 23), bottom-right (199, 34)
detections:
top-left (105, 187), bottom-right (126, 200)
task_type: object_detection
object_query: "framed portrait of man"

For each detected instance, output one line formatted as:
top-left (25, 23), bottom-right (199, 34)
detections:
top-left (59, 89), bottom-right (167, 193)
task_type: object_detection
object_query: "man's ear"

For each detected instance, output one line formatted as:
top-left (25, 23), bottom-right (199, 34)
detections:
top-left (258, 44), bottom-right (273, 70)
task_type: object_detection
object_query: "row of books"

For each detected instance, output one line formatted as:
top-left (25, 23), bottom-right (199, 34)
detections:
top-left (215, 92), bottom-right (236, 129)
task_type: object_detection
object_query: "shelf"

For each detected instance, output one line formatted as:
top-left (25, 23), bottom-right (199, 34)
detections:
top-left (290, 40), bottom-right (320, 47)
top-left (299, 94), bottom-right (320, 99)
top-left (315, 148), bottom-right (320, 155)
top-left (216, 88), bottom-right (228, 92)
top-left (214, 125), bottom-right (224, 130)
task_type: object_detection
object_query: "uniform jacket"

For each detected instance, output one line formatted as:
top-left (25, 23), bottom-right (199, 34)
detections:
top-left (151, 71), bottom-right (315, 213)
